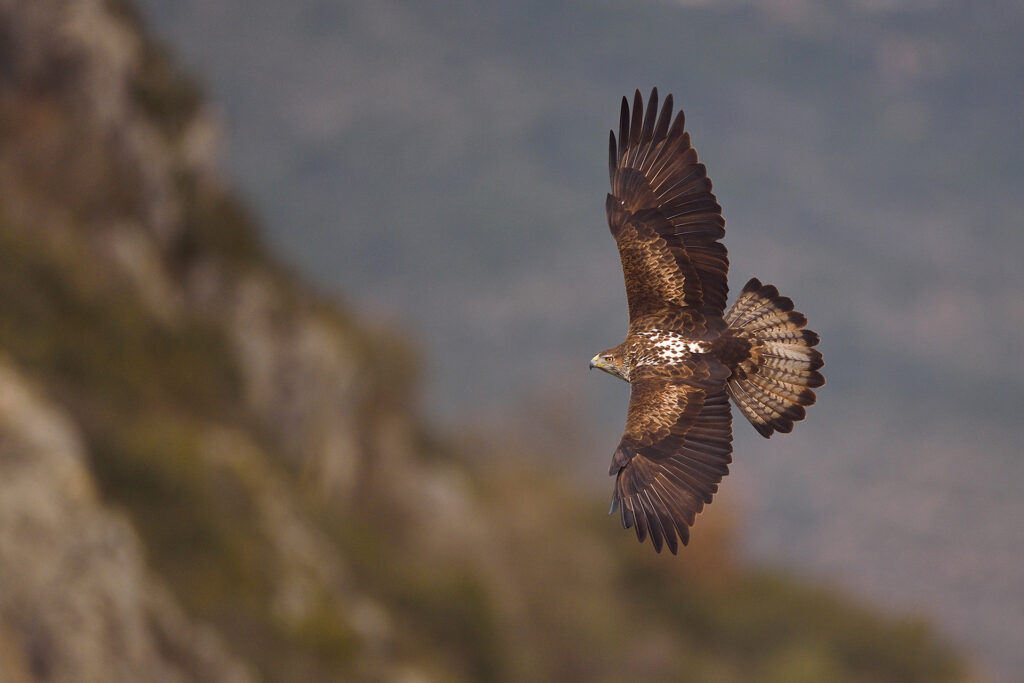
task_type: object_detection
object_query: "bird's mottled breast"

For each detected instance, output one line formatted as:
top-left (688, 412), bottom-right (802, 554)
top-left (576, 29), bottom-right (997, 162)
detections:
top-left (628, 330), bottom-right (712, 368)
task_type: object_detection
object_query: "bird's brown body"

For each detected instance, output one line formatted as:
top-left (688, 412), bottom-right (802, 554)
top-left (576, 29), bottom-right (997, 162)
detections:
top-left (590, 89), bottom-right (824, 554)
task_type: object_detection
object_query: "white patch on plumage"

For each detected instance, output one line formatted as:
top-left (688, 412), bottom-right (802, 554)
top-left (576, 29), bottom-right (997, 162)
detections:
top-left (633, 330), bottom-right (711, 367)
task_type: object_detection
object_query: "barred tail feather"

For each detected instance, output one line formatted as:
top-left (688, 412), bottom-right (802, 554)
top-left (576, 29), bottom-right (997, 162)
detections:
top-left (723, 278), bottom-right (823, 437)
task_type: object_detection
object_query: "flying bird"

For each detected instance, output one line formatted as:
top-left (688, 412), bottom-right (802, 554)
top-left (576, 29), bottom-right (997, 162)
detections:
top-left (590, 88), bottom-right (824, 554)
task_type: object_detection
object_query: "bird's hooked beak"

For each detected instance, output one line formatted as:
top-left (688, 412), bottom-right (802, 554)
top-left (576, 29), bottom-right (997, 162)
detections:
top-left (590, 352), bottom-right (627, 381)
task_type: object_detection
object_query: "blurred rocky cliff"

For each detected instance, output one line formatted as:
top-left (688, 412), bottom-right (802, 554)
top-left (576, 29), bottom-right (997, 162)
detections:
top-left (0, 1), bottom-right (967, 681)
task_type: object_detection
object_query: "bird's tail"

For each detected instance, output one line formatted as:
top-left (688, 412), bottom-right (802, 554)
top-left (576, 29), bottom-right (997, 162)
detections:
top-left (721, 278), bottom-right (823, 437)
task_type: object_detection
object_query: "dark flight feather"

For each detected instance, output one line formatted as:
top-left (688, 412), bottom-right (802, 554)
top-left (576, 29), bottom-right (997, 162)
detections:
top-left (606, 89), bottom-right (730, 326)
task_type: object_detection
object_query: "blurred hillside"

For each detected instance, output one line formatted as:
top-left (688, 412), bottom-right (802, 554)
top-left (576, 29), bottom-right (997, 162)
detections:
top-left (0, 1), bottom-right (968, 681)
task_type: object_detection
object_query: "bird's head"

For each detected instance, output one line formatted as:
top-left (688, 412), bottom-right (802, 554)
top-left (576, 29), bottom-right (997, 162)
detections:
top-left (590, 345), bottom-right (629, 381)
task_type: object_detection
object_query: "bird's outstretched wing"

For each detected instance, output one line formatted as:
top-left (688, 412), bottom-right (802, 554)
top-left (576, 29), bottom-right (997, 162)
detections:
top-left (607, 88), bottom-right (729, 334)
top-left (609, 361), bottom-right (732, 554)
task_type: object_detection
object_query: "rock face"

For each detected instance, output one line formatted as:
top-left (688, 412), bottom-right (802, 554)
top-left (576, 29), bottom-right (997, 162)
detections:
top-left (0, 0), bottom-right (395, 677)
top-left (0, 1), bottom-right (969, 681)
top-left (0, 359), bottom-right (253, 682)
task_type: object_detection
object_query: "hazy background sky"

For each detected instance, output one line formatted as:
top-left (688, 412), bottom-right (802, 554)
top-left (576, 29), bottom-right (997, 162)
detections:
top-left (136, 1), bottom-right (1024, 678)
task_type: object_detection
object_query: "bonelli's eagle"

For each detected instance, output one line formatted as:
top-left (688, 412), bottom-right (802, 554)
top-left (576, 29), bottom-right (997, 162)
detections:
top-left (590, 88), bottom-right (824, 554)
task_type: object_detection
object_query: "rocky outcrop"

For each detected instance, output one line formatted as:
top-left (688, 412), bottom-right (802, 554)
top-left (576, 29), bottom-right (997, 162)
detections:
top-left (0, 1), bottom-right (446, 676)
top-left (0, 359), bottom-right (253, 682)
top-left (0, 0), bottom-right (417, 505)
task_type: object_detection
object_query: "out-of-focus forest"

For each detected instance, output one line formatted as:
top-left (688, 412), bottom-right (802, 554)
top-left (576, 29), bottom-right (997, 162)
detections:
top-left (0, 0), bottom-right (972, 680)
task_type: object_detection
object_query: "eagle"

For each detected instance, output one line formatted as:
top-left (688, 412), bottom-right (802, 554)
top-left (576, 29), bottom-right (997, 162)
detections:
top-left (590, 88), bottom-right (824, 554)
